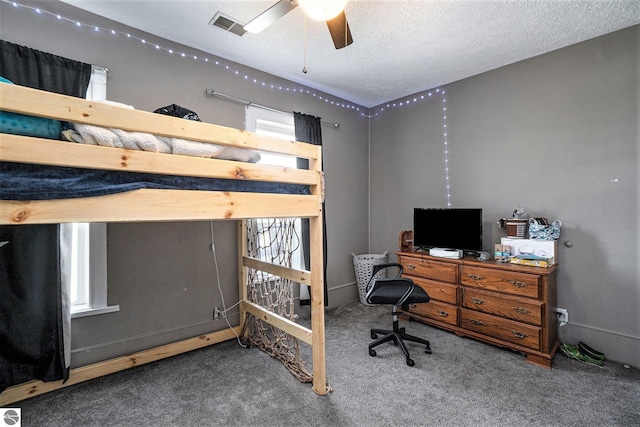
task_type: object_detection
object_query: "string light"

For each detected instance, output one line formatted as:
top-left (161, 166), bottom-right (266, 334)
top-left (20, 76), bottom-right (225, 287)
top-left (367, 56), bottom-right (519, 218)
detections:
top-left (365, 88), bottom-right (451, 205)
top-left (3, 0), bottom-right (449, 141)
top-left (5, 0), bottom-right (452, 203)
top-left (3, 1), bottom-right (364, 111)
top-left (441, 91), bottom-right (452, 207)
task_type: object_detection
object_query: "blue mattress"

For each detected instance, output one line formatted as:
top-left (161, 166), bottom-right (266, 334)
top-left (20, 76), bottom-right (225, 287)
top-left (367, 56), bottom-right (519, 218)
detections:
top-left (0, 162), bottom-right (309, 201)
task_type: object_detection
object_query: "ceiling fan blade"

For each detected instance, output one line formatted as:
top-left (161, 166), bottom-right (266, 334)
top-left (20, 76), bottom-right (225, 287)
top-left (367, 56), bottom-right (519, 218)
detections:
top-left (244, 0), bottom-right (299, 34)
top-left (326, 11), bottom-right (353, 49)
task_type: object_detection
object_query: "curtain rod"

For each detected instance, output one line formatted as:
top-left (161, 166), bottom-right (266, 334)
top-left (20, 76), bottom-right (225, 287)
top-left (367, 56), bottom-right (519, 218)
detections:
top-left (204, 89), bottom-right (339, 128)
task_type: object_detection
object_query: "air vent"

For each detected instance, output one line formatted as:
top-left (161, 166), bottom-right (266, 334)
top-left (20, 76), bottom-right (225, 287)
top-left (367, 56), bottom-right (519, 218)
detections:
top-left (209, 12), bottom-right (246, 36)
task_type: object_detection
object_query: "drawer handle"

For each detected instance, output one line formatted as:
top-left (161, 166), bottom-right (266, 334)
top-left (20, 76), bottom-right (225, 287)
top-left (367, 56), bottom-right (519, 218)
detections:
top-left (509, 280), bottom-right (528, 288)
top-left (471, 297), bottom-right (484, 305)
top-left (437, 310), bottom-right (449, 317)
top-left (469, 319), bottom-right (483, 325)
top-left (409, 303), bottom-right (417, 308)
top-left (407, 264), bottom-right (416, 270)
top-left (467, 274), bottom-right (484, 280)
top-left (512, 306), bottom-right (531, 314)
top-left (511, 330), bottom-right (529, 339)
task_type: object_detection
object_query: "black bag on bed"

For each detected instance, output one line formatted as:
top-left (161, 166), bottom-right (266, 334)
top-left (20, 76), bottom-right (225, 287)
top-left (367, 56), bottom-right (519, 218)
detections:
top-left (153, 104), bottom-right (201, 121)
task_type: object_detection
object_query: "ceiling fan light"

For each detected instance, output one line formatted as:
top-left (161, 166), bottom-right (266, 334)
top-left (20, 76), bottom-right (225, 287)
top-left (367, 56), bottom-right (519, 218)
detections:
top-left (298, 0), bottom-right (348, 21)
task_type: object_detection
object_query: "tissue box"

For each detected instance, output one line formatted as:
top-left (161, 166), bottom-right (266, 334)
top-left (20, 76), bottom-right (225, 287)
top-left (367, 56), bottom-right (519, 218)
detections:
top-left (500, 238), bottom-right (558, 265)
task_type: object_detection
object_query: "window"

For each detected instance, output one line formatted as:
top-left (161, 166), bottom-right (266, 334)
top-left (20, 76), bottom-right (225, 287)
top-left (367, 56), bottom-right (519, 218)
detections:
top-left (246, 106), bottom-right (297, 167)
top-left (68, 222), bottom-right (89, 310)
top-left (61, 66), bottom-right (118, 318)
top-left (245, 106), bottom-right (303, 274)
top-left (61, 223), bottom-right (116, 318)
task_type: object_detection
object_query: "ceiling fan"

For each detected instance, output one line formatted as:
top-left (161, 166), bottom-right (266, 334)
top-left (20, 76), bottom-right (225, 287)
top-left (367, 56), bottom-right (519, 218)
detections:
top-left (244, 0), bottom-right (353, 49)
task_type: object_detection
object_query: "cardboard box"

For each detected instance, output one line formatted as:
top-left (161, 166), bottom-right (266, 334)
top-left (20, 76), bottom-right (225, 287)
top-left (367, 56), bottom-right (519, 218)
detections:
top-left (501, 238), bottom-right (558, 265)
top-left (494, 244), bottom-right (511, 263)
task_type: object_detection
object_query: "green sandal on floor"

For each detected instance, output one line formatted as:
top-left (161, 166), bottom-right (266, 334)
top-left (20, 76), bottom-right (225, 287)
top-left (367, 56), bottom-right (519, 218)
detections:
top-left (578, 341), bottom-right (606, 361)
top-left (559, 343), bottom-right (580, 360)
top-left (559, 343), bottom-right (604, 367)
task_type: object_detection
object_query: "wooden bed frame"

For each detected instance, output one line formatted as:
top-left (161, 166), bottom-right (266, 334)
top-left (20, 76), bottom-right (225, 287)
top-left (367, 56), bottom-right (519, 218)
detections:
top-left (0, 83), bottom-right (329, 403)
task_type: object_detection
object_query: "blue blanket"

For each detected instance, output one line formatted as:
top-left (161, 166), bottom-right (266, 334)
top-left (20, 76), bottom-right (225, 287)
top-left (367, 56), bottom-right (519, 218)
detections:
top-left (0, 77), bottom-right (63, 139)
top-left (0, 162), bottom-right (309, 200)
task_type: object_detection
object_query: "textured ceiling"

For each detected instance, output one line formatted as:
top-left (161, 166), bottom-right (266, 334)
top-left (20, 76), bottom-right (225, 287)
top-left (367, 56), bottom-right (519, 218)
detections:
top-left (59, 0), bottom-right (640, 108)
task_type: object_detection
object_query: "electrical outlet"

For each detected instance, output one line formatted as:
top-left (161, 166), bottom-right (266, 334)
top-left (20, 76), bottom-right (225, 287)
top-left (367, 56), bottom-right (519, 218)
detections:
top-left (213, 307), bottom-right (226, 320)
top-left (556, 308), bottom-right (568, 326)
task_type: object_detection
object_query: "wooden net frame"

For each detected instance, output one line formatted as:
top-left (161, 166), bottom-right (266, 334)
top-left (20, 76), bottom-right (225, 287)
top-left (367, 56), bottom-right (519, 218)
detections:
top-left (0, 83), bottom-right (329, 402)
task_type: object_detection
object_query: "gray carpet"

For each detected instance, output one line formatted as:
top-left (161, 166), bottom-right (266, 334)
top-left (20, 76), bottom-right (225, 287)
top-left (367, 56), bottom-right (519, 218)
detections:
top-left (15, 302), bottom-right (640, 426)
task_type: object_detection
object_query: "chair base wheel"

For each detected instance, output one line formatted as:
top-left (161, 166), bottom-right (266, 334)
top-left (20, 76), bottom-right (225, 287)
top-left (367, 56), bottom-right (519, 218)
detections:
top-left (368, 323), bottom-right (431, 365)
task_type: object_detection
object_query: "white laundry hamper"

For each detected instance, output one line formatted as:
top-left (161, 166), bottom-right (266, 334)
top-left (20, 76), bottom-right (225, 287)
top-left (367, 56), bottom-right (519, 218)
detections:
top-left (352, 251), bottom-right (388, 305)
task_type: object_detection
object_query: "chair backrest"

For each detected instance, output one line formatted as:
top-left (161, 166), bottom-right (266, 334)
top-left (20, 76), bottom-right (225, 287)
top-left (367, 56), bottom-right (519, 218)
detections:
top-left (365, 263), bottom-right (403, 294)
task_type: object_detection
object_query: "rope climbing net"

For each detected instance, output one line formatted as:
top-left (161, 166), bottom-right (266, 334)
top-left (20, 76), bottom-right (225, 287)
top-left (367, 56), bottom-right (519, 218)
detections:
top-left (241, 218), bottom-right (312, 383)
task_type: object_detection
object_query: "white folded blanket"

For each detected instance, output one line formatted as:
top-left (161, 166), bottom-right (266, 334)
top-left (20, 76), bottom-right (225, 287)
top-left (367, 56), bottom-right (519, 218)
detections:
top-left (65, 123), bottom-right (260, 163)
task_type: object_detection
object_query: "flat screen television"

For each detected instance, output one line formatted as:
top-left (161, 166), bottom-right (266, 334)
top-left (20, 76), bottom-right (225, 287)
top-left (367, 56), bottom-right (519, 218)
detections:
top-left (413, 208), bottom-right (483, 253)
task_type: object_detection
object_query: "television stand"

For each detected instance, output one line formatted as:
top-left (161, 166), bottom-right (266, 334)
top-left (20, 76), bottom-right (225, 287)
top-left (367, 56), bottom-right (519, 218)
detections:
top-left (397, 250), bottom-right (559, 368)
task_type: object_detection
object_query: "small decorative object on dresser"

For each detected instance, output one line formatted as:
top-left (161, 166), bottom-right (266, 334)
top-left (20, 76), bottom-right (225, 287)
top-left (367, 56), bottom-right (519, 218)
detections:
top-left (398, 230), bottom-right (413, 252)
top-left (396, 250), bottom-right (559, 368)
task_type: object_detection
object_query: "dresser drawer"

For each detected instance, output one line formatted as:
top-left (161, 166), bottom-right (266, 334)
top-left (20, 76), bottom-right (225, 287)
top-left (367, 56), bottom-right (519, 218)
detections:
top-left (406, 300), bottom-right (458, 326)
top-left (400, 258), bottom-right (458, 284)
top-left (461, 265), bottom-right (540, 298)
top-left (463, 288), bottom-right (543, 326)
top-left (406, 274), bottom-right (458, 305)
top-left (461, 308), bottom-right (541, 350)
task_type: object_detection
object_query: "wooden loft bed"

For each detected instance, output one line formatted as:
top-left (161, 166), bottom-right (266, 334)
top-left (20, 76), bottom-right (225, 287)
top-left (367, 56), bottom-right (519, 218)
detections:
top-left (0, 83), bottom-right (329, 402)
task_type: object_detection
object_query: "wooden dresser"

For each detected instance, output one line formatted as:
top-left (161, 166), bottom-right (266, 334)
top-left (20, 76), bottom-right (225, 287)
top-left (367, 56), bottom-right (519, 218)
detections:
top-left (396, 251), bottom-right (559, 368)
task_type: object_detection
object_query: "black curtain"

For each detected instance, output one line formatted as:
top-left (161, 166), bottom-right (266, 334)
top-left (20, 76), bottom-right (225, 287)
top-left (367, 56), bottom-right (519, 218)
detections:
top-left (0, 40), bottom-right (92, 96)
top-left (294, 112), bottom-right (328, 307)
top-left (0, 39), bottom-right (91, 393)
top-left (0, 226), bottom-right (66, 391)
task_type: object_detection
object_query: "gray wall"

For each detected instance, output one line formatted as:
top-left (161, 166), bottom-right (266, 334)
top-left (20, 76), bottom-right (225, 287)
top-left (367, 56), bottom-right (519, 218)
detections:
top-left (2, 0), bottom-right (638, 369)
top-left (1, 0), bottom-right (368, 367)
top-left (370, 26), bottom-right (639, 367)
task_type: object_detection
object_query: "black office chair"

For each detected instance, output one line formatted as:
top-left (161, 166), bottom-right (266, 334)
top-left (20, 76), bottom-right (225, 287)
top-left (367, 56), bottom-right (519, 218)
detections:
top-left (365, 263), bottom-right (432, 366)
